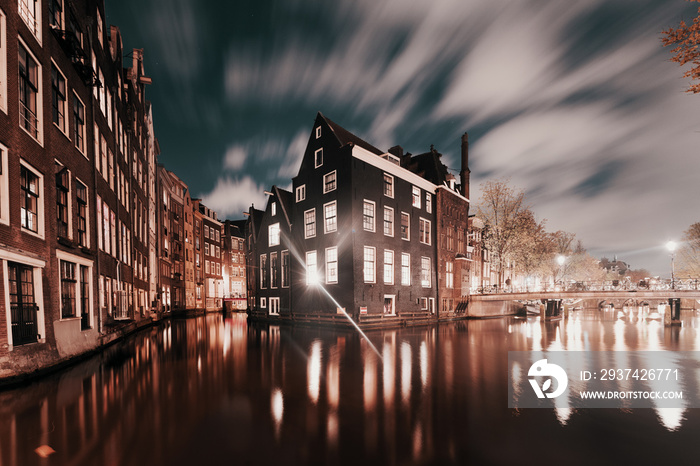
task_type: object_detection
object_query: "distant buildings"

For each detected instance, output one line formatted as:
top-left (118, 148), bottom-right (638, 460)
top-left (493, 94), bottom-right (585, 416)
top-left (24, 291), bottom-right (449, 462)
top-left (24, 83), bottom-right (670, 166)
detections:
top-left (247, 113), bottom-right (472, 327)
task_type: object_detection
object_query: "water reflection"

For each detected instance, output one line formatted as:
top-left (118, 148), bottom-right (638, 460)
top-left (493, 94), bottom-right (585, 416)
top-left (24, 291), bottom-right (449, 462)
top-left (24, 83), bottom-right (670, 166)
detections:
top-left (4, 310), bottom-right (700, 465)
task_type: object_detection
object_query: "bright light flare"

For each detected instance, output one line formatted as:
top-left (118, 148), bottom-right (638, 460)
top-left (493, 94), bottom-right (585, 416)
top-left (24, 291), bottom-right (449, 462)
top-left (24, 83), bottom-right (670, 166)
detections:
top-left (666, 241), bottom-right (677, 252)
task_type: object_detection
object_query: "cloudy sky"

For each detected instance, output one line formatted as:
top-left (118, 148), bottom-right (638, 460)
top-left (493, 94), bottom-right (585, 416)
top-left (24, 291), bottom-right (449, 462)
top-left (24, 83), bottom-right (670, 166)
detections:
top-left (106, 0), bottom-right (700, 276)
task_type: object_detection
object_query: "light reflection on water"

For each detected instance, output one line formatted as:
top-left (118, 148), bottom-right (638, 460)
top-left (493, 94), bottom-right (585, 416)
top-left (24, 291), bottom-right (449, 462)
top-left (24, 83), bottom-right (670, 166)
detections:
top-left (3, 310), bottom-right (700, 464)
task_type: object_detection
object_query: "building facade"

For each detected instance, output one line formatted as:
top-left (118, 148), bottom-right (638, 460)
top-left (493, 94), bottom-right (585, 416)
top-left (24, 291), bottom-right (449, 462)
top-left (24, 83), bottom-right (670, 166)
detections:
top-left (247, 113), bottom-right (471, 327)
top-left (222, 219), bottom-right (247, 311)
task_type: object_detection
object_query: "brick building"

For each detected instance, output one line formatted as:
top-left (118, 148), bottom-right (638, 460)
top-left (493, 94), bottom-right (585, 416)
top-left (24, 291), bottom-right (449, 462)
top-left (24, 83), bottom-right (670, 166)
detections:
top-left (222, 219), bottom-right (247, 311)
top-left (0, 0), bottom-right (158, 376)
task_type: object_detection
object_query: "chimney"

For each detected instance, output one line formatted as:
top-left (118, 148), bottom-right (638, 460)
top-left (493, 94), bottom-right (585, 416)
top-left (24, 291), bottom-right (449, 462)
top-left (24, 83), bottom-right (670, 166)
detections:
top-left (460, 132), bottom-right (470, 198)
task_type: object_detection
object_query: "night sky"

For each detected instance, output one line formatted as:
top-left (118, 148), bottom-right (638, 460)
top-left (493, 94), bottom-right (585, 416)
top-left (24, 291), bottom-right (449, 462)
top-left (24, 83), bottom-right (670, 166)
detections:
top-left (105, 0), bottom-right (700, 276)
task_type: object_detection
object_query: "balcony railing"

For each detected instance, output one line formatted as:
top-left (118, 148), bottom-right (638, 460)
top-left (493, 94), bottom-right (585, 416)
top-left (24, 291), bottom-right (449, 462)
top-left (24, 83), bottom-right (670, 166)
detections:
top-left (20, 101), bottom-right (39, 139)
top-left (18, 3), bottom-right (38, 36)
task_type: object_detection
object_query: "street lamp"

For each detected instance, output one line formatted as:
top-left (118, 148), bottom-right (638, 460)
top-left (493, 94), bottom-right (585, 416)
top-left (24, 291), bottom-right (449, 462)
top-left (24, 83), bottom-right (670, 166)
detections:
top-left (666, 241), bottom-right (677, 289)
top-left (555, 255), bottom-right (566, 290)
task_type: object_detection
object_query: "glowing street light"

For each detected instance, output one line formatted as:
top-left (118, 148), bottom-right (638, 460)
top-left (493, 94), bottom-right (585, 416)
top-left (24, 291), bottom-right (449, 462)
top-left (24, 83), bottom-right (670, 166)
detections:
top-left (666, 241), bottom-right (677, 290)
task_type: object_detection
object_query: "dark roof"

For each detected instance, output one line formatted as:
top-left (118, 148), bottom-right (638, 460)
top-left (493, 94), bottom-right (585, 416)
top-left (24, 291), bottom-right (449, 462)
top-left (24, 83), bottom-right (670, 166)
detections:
top-left (319, 113), bottom-right (384, 156)
top-left (405, 149), bottom-right (450, 186)
top-left (273, 186), bottom-right (294, 228)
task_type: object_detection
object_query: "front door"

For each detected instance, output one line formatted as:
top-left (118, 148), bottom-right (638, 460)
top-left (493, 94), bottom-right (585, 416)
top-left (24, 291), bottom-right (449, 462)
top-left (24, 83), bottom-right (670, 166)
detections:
top-left (9, 262), bottom-right (38, 346)
top-left (383, 295), bottom-right (395, 315)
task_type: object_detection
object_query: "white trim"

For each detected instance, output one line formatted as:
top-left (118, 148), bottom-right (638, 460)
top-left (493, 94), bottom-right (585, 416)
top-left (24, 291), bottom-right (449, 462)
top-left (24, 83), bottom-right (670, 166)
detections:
top-left (0, 247), bottom-right (46, 267)
top-left (383, 249), bottom-right (394, 285)
top-left (436, 184), bottom-right (470, 203)
top-left (55, 250), bottom-right (94, 326)
top-left (323, 200), bottom-right (337, 234)
top-left (352, 146), bottom-right (436, 193)
top-left (363, 245), bottom-right (376, 284)
top-left (383, 173), bottom-right (394, 198)
top-left (325, 246), bottom-right (338, 284)
top-left (269, 297), bottom-right (279, 315)
top-left (2, 254), bottom-right (47, 349)
top-left (19, 158), bottom-right (45, 240)
top-left (383, 205), bottom-right (394, 237)
top-left (72, 91), bottom-right (87, 157)
top-left (315, 126), bottom-right (321, 139)
top-left (50, 59), bottom-right (69, 137)
top-left (323, 170), bottom-right (337, 194)
top-left (0, 9), bottom-right (7, 114)
top-left (18, 36), bottom-right (44, 147)
top-left (314, 148), bottom-right (323, 168)
top-left (304, 208), bottom-right (316, 239)
top-left (295, 184), bottom-right (306, 202)
top-left (383, 294), bottom-right (396, 316)
top-left (0, 142), bottom-right (9, 225)
top-left (412, 186), bottom-right (421, 209)
top-left (419, 217), bottom-right (431, 246)
top-left (401, 252), bottom-right (410, 286)
top-left (362, 199), bottom-right (375, 232)
top-left (18, 0), bottom-right (42, 45)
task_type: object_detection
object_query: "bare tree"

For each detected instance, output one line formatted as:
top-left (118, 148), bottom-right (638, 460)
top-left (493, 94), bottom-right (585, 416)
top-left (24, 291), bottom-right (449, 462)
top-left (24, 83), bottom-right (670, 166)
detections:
top-left (475, 178), bottom-right (530, 288)
top-left (677, 222), bottom-right (700, 277)
top-left (662, 0), bottom-right (700, 93)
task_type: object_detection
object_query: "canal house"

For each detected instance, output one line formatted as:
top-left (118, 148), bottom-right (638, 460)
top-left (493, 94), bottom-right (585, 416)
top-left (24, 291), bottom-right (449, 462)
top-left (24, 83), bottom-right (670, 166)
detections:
top-left (248, 113), bottom-right (471, 327)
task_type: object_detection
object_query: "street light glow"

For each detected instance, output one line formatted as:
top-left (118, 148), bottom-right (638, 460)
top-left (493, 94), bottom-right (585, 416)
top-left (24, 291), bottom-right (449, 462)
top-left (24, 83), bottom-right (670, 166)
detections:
top-left (557, 255), bottom-right (566, 266)
top-left (666, 241), bottom-right (677, 252)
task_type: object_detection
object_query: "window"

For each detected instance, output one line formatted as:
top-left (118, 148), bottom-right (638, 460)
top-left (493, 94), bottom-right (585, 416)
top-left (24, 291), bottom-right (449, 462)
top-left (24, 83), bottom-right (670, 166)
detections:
top-left (281, 250), bottom-right (290, 288)
top-left (19, 41), bottom-right (42, 142)
top-left (383, 206), bottom-right (393, 237)
top-left (323, 171), bottom-right (336, 193)
top-left (401, 253), bottom-right (410, 286)
top-left (55, 164), bottom-right (70, 238)
top-left (96, 7), bottom-right (103, 47)
top-left (76, 182), bottom-right (87, 246)
top-left (420, 297), bottom-right (428, 310)
top-left (324, 201), bottom-right (337, 233)
top-left (73, 94), bottom-right (85, 153)
top-left (49, 0), bottom-right (62, 29)
top-left (400, 212), bottom-right (410, 241)
top-left (271, 202), bottom-right (276, 216)
top-left (314, 148), bottom-right (323, 168)
top-left (384, 250), bottom-right (394, 285)
top-left (20, 163), bottom-right (42, 235)
top-left (204, 225), bottom-right (209, 239)
top-left (18, 0), bottom-right (41, 39)
top-left (383, 174), bottom-right (394, 198)
top-left (268, 223), bottom-right (280, 246)
top-left (270, 252), bottom-right (279, 288)
top-left (304, 208), bottom-right (316, 238)
top-left (269, 297), bottom-right (279, 315)
top-left (296, 184), bottom-right (306, 202)
top-left (421, 257), bottom-right (431, 287)
top-left (363, 246), bottom-right (376, 283)
top-left (419, 218), bottom-right (431, 245)
top-left (412, 186), bottom-right (421, 208)
top-left (260, 254), bottom-right (268, 288)
top-left (51, 63), bottom-right (67, 133)
top-left (205, 243), bottom-right (209, 256)
top-left (426, 193), bottom-right (432, 214)
top-left (316, 126), bottom-right (321, 138)
top-left (446, 261), bottom-right (454, 288)
top-left (260, 297), bottom-right (266, 309)
top-left (306, 251), bottom-right (317, 285)
top-left (60, 260), bottom-right (76, 318)
top-left (362, 200), bottom-right (375, 232)
top-left (447, 228), bottom-right (454, 251)
top-left (0, 10), bottom-right (7, 113)
top-left (0, 143), bottom-right (9, 225)
top-left (326, 247), bottom-right (338, 284)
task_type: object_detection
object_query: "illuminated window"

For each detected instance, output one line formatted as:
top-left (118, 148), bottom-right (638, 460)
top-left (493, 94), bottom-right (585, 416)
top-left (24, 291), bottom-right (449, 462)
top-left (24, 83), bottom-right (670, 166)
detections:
top-left (363, 200), bottom-right (375, 232)
top-left (383, 206), bottom-right (393, 237)
top-left (383, 250), bottom-right (394, 285)
top-left (401, 253), bottom-right (410, 286)
top-left (324, 201), bottom-right (337, 233)
top-left (269, 222), bottom-right (280, 246)
top-left (446, 261), bottom-right (454, 289)
top-left (401, 212), bottom-right (409, 241)
top-left (306, 251), bottom-right (317, 285)
top-left (304, 208), bottom-right (316, 238)
top-left (326, 247), bottom-right (338, 284)
top-left (421, 257), bottom-right (431, 287)
top-left (419, 218), bottom-right (431, 245)
top-left (323, 171), bottom-right (336, 193)
top-left (426, 193), bottom-right (432, 213)
top-left (363, 246), bottom-right (375, 283)
top-left (412, 186), bottom-right (421, 208)
top-left (20, 163), bottom-right (43, 236)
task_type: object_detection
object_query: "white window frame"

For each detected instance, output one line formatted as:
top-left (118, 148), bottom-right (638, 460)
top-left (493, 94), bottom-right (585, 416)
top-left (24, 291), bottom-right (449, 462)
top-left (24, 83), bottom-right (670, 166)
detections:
top-left (1, 251), bottom-right (46, 349)
top-left (420, 297), bottom-right (428, 310)
top-left (412, 186), bottom-right (421, 208)
top-left (19, 159), bottom-right (45, 239)
top-left (363, 246), bottom-right (376, 284)
top-left (54, 161), bottom-right (72, 240)
top-left (421, 256), bottom-right (431, 288)
top-left (0, 142), bottom-right (9, 225)
top-left (401, 253), bottom-right (410, 286)
top-left (56, 250), bottom-right (94, 329)
top-left (306, 250), bottom-right (318, 286)
top-left (400, 212), bottom-right (410, 241)
top-left (315, 126), bottom-right (321, 139)
top-left (323, 170), bottom-right (337, 194)
top-left (271, 201), bottom-right (276, 216)
top-left (268, 222), bottom-right (280, 246)
top-left (50, 60), bottom-right (69, 136)
top-left (269, 297), bottom-right (279, 315)
top-left (383, 206), bottom-right (393, 237)
top-left (426, 192), bottom-right (432, 214)
top-left (446, 261), bottom-right (454, 289)
top-left (314, 148), bottom-right (323, 168)
top-left (281, 250), bottom-right (290, 288)
top-left (383, 173), bottom-right (394, 198)
top-left (18, 0), bottom-right (42, 44)
top-left (323, 201), bottom-right (337, 234)
top-left (18, 37), bottom-right (44, 146)
top-left (296, 184), bottom-right (305, 202)
top-left (304, 208), bottom-right (316, 239)
top-left (362, 200), bottom-right (375, 232)
top-left (270, 251), bottom-right (278, 289)
top-left (419, 218), bottom-right (431, 245)
top-left (326, 246), bottom-right (338, 284)
top-left (383, 250), bottom-right (394, 285)
top-left (0, 9), bottom-right (7, 114)
top-left (72, 92), bottom-right (86, 156)
top-left (260, 297), bottom-right (266, 309)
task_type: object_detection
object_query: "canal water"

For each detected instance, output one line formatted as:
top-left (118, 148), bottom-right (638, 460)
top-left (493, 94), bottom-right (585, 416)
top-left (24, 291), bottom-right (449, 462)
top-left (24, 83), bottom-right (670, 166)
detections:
top-left (3, 309), bottom-right (700, 465)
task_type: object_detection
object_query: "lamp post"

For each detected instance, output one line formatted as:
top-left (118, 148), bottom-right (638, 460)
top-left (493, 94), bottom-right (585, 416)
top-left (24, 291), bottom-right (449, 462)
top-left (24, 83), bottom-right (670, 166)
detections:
top-left (666, 241), bottom-right (677, 290)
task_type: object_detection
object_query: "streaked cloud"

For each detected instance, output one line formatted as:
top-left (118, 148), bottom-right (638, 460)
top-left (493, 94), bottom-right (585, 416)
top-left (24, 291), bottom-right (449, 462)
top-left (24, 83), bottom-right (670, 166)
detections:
top-left (200, 176), bottom-right (268, 219)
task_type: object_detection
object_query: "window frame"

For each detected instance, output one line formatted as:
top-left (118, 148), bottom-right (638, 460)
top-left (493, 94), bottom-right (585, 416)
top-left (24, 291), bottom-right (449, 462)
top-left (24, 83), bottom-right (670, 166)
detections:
top-left (268, 222), bottom-right (280, 246)
top-left (323, 201), bottom-right (337, 234)
top-left (400, 212), bottom-right (410, 241)
top-left (0, 142), bottom-right (9, 225)
top-left (323, 170), bottom-right (337, 193)
top-left (305, 250), bottom-right (318, 286)
top-left (18, 38), bottom-right (43, 145)
top-left (363, 246), bottom-right (376, 284)
top-left (20, 159), bottom-right (44, 239)
top-left (401, 253), bottom-right (410, 286)
top-left (362, 200), bottom-right (375, 232)
top-left (383, 173), bottom-right (394, 198)
top-left (419, 217), bottom-right (431, 245)
top-left (296, 184), bottom-right (305, 202)
top-left (421, 256), bottom-right (431, 288)
top-left (0, 9), bottom-right (7, 114)
top-left (325, 246), bottom-right (338, 284)
top-left (304, 208), bottom-right (316, 239)
top-left (412, 186), bottom-right (421, 208)
top-left (314, 148), bottom-right (323, 168)
top-left (50, 61), bottom-right (68, 135)
top-left (383, 206), bottom-right (394, 237)
top-left (383, 249), bottom-right (394, 285)
top-left (73, 92), bottom-right (86, 155)
top-left (426, 192), bottom-right (432, 214)
top-left (18, 0), bottom-right (42, 43)
top-left (315, 126), bottom-right (321, 139)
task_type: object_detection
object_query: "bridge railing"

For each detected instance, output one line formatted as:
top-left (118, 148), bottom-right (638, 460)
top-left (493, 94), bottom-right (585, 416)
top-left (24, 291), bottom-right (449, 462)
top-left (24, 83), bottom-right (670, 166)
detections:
top-left (470, 278), bottom-right (700, 295)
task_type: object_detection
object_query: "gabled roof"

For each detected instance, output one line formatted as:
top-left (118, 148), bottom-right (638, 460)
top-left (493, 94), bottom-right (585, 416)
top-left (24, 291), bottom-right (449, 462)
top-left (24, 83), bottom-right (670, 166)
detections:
top-left (319, 112), bottom-right (384, 156)
top-left (272, 186), bottom-right (294, 228)
top-left (405, 148), bottom-right (451, 187)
